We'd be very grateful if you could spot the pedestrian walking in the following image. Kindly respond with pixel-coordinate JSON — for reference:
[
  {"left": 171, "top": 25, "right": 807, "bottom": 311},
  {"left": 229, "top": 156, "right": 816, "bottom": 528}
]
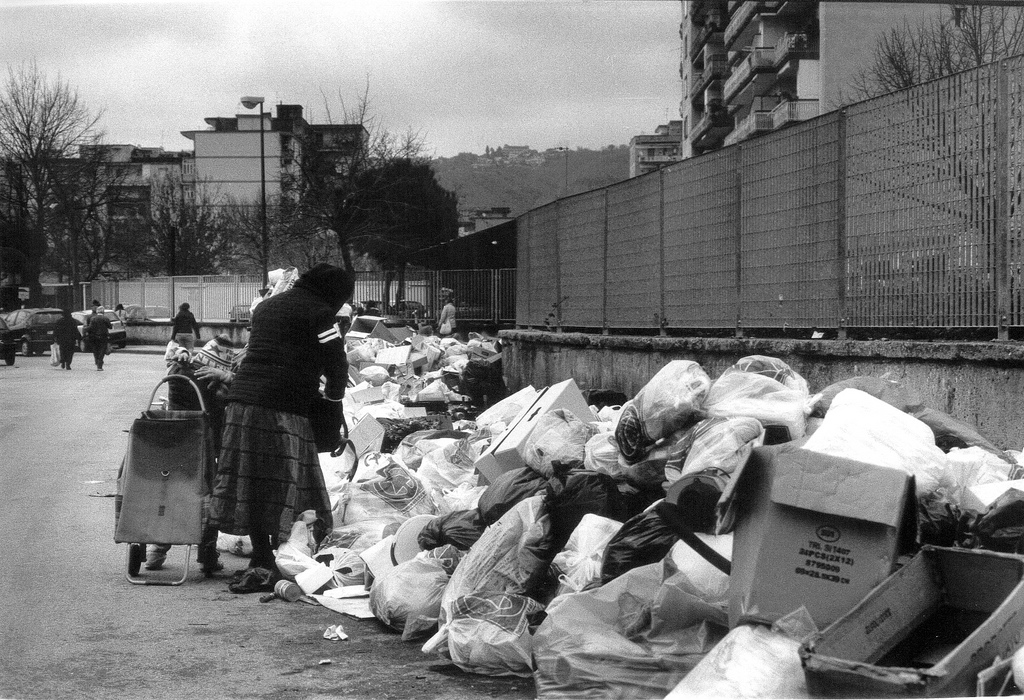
[
  {"left": 53, "top": 309, "right": 79, "bottom": 370},
  {"left": 209, "top": 263, "right": 354, "bottom": 593},
  {"left": 86, "top": 307, "right": 112, "bottom": 370},
  {"left": 170, "top": 302, "right": 201, "bottom": 351},
  {"left": 438, "top": 291, "right": 457, "bottom": 338}
]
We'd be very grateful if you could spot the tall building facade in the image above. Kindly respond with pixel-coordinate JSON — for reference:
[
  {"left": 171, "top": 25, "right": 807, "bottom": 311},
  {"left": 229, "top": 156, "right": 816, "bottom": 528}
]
[
  {"left": 181, "top": 103, "right": 368, "bottom": 205},
  {"left": 678, "top": 2, "right": 940, "bottom": 157}
]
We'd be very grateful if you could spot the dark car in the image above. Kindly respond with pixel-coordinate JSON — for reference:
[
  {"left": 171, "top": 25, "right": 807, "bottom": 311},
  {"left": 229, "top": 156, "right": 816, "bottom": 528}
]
[
  {"left": 71, "top": 310, "right": 128, "bottom": 351},
  {"left": 0, "top": 315, "right": 17, "bottom": 365},
  {"left": 3, "top": 308, "right": 65, "bottom": 356}
]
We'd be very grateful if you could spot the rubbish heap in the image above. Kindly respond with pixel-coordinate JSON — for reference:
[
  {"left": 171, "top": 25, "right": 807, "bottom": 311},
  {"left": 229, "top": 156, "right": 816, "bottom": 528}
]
[{"left": 264, "top": 353, "right": 1024, "bottom": 698}]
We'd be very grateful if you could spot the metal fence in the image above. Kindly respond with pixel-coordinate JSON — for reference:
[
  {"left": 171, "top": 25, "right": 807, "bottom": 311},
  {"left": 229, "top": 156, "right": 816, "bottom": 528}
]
[
  {"left": 518, "top": 56, "right": 1024, "bottom": 336},
  {"left": 87, "top": 269, "right": 516, "bottom": 324}
]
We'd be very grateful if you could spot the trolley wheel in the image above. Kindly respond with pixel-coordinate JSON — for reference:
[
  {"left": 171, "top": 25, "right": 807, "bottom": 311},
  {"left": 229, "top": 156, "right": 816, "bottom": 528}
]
[{"left": 128, "top": 543, "right": 144, "bottom": 577}]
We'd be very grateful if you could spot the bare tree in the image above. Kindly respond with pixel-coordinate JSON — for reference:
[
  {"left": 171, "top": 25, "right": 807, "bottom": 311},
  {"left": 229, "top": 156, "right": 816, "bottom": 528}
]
[
  {"left": 147, "top": 174, "right": 235, "bottom": 275},
  {"left": 292, "top": 81, "right": 427, "bottom": 273},
  {"left": 0, "top": 61, "right": 104, "bottom": 304},
  {"left": 850, "top": 5, "right": 1024, "bottom": 100}
]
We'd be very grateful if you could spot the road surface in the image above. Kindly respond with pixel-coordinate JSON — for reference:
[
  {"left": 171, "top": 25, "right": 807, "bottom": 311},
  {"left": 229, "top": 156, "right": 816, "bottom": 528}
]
[{"left": 0, "top": 349, "right": 535, "bottom": 700}]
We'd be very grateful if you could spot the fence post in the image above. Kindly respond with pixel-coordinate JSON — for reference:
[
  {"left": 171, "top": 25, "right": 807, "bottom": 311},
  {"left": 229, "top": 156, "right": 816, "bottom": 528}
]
[
  {"left": 554, "top": 199, "right": 563, "bottom": 332},
  {"left": 837, "top": 109, "right": 848, "bottom": 340},
  {"left": 996, "top": 60, "right": 1010, "bottom": 340},
  {"left": 735, "top": 149, "right": 744, "bottom": 339},
  {"left": 659, "top": 168, "right": 667, "bottom": 336},
  {"left": 602, "top": 189, "right": 610, "bottom": 335}
]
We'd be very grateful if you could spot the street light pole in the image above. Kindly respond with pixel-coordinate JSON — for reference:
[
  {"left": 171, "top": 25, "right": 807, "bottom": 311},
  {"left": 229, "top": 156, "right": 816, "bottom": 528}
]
[
  {"left": 556, "top": 146, "right": 568, "bottom": 193},
  {"left": 241, "top": 96, "right": 268, "bottom": 289}
]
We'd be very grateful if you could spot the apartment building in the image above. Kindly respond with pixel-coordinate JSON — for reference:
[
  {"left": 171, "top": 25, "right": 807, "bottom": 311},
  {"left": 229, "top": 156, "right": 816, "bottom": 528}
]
[
  {"left": 679, "top": 1, "right": 939, "bottom": 157},
  {"left": 180, "top": 103, "right": 368, "bottom": 205},
  {"left": 629, "top": 121, "right": 683, "bottom": 177}
]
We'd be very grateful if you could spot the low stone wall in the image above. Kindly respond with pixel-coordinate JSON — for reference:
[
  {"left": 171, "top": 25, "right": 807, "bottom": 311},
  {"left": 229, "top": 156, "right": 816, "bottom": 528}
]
[
  {"left": 126, "top": 322, "right": 249, "bottom": 348},
  {"left": 499, "top": 330, "right": 1024, "bottom": 451}
]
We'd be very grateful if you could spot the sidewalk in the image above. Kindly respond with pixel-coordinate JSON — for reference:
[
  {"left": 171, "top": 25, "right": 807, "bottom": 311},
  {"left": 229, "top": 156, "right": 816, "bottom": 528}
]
[{"left": 119, "top": 343, "right": 166, "bottom": 355}]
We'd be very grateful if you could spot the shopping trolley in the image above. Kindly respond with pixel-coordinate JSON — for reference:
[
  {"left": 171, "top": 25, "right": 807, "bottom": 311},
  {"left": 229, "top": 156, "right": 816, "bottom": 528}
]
[{"left": 114, "top": 374, "right": 215, "bottom": 585}]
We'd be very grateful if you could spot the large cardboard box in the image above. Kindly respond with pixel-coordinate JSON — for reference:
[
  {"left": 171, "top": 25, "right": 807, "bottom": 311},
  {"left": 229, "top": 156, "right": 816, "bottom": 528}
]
[
  {"left": 727, "top": 445, "right": 917, "bottom": 629},
  {"left": 346, "top": 316, "right": 397, "bottom": 344},
  {"left": 800, "top": 546, "right": 1024, "bottom": 698},
  {"left": 473, "top": 378, "right": 594, "bottom": 483}
]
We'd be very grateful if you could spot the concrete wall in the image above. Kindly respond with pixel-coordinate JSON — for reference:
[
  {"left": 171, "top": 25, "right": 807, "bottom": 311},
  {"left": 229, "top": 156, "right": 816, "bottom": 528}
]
[
  {"left": 500, "top": 330, "right": 1024, "bottom": 452},
  {"left": 126, "top": 322, "right": 249, "bottom": 349}
]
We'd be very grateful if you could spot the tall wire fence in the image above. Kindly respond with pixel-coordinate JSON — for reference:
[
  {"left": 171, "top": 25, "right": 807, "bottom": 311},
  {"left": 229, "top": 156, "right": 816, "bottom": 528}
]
[{"left": 518, "top": 56, "right": 1024, "bottom": 336}]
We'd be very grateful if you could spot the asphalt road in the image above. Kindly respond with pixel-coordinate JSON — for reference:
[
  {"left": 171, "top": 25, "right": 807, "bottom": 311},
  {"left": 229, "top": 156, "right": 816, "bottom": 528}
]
[{"left": 0, "top": 349, "right": 535, "bottom": 700}]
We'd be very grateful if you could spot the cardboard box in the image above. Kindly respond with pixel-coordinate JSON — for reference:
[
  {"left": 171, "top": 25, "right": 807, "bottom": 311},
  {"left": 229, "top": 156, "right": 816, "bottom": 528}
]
[
  {"left": 387, "top": 325, "right": 415, "bottom": 343},
  {"left": 473, "top": 378, "right": 594, "bottom": 484},
  {"left": 348, "top": 385, "right": 385, "bottom": 405},
  {"left": 375, "top": 345, "right": 412, "bottom": 367},
  {"left": 964, "top": 478, "right": 1024, "bottom": 513},
  {"left": 800, "top": 546, "right": 1024, "bottom": 698},
  {"left": 348, "top": 415, "right": 385, "bottom": 456},
  {"left": 346, "top": 316, "right": 397, "bottom": 344},
  {"left": 726, "top": 445, "right": 917, "bottom": 629}
]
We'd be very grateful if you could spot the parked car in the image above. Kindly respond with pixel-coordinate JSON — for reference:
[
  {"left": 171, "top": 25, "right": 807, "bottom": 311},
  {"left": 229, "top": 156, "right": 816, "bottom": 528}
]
[
  {"left": 3, "top": 308, "right": 65, "bottom": 356},
  {"left": 0, "top": 315, "right": 17, "bottom": 365},
  {"left": 71, "top": 310, "right": 128, "bottom": 351}
]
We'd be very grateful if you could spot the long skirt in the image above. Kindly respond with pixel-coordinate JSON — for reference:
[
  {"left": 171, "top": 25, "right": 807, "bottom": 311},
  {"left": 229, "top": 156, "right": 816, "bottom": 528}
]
[{"left": 209, "top": 402, "right": 332, "bottom": 545}]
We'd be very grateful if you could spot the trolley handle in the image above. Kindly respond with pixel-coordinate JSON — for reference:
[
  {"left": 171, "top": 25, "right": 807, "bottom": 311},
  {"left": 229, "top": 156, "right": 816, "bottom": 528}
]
[{"left": 148, "top": 373, "right": 209, "bottom": 415}]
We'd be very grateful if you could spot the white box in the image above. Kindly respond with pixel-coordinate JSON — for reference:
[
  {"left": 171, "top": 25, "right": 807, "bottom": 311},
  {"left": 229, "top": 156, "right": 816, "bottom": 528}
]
[
  {"left": 473, "top": 378, "right": 594, "bottom": 483},
  {"left": 964, "top": 479, "right": 1024, "bottom": 513}
]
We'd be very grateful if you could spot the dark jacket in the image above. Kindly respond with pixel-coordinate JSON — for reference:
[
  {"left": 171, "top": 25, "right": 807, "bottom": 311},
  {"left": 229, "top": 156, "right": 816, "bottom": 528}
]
[
  {"left": 53, "top": 315, "right": 79, "bottom": 345},
  {"left": 226, "top": 265, "right": 352, "bottom": 417},
  {"left": 171, "top": 309, "right": 200, "bottom": 338},
  {"left": 86, "top": 314, "right": 112, "bottom": 341}
]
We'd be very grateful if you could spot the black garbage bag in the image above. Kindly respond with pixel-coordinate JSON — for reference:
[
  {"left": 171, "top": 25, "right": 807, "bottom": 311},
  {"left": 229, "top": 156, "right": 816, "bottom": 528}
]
[
  {"left": 917, "top": 493, "right": 979, "bottom": 548},
  {"left": 973, "top": 490, "right": 1024, "bottom": 553},
  {"left": 582, "top": 389, "right": 630, "bottom": 410},
  {"left": 477, "top": 466, "right": 548, "bottom": 526},
  {"left": 417, "top": 509, "right": 487, "bottom": 551},
  {"left": 911, "top": 407, "right": 1017, "bottom": 466},
  {"left": 378, "top": 417, "right": 450, "bottom": 453},
  {"left": 546, "top": 470, "right": 624, "bottom": 552},
  {"left": 460, "top": 358, "right": 508, "bottom": 408},
  {"left": 600, "top": 508, "right": 679, "bottom": 584}
]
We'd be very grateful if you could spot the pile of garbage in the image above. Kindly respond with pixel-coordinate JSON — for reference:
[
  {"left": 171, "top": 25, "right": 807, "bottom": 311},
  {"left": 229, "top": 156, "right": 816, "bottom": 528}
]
[
  {"left": 342, "top": 314, "right": 506, "bottom": 414},
  {"left": 256, "top": 354, "right": 1024, "bottom": 698}
]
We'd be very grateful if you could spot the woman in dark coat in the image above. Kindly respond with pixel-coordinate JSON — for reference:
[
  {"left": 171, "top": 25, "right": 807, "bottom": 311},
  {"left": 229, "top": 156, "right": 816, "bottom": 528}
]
[
  {"left": 170, "top": 302, "right": 201, "bottom": 351},
  {"left": 53, "top": 309, "right": 79, "bottom": 370},
  {"left": 209, "top": 263, "right": 353, "bottom": 592}
]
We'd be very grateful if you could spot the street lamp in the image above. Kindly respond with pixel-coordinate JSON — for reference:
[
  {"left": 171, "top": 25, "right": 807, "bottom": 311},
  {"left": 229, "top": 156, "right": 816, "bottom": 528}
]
[
  {"left": 555, "top": 146, "right": 569, "bottom": 194},
  {"left": 241, "top": 95, "right": 269, "bottom": 289}
]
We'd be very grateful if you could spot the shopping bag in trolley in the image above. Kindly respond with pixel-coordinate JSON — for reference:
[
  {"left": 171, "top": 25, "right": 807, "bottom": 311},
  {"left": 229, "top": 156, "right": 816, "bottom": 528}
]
[{"left": 114, "top": 374, "right": 215, "bottom": 584}]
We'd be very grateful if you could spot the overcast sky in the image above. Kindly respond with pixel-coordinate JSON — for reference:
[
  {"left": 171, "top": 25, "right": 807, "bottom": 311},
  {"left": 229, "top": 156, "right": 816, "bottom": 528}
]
[{"left": 0, "top": 0, "right": 683, "bottom": 157}]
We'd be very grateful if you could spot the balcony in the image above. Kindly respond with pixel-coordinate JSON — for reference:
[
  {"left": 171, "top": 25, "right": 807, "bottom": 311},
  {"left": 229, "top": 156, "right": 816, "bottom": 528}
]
[
  {"left": 773, "top": 32, "right": 817, "bottom": 67},
  {"left": 723, "top": 110, "right": 774, "bottom": 146},
  {"left": 690, "top": 55, "right": 730, "bottom": 99},
  {"left": 692, "top": 25, "right": 726, "bottom": 61},
  {"left": 724, "top": 1, "right": 781, "bottom": 50},
  {"left": 770, "top": 99, "right": 819, "bottom": 129},
  {"left": 723, "top": 46, "right": 775, "bottom": 103},
  {"left": 691, "top": 105, "right": 734, "bottom": 151}
]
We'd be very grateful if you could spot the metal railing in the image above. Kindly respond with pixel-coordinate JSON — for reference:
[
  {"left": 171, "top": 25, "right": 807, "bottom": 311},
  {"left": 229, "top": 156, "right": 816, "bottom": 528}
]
[
  {"left": 517, "top": 56, "right": 1024, "bottom": 337},
  {"left": 86, "top": 269, "right": 516, "bottom": 325}
]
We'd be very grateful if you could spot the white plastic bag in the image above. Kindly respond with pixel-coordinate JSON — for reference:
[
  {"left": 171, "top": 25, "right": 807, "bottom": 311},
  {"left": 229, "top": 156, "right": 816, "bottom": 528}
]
[
  {"left": 523, "top": 408, "right": 597, "bottom": 478},
  {"left": 418, "top": 439, "right": 480, "bottom": 500},
  {"left": 615, "top": 360, "right": 711, "bottom": 464},
  {"left": 584, "top": 432, "right": 624, "bottom": 477},
  {"left": 551, "top": 513, "right": 623, "bottom": 596},
  {"left": 370, "top": 556, "right": 450, "bottom": 641},
  {"left": 446, "top": 593, "right": 544, "bottom": 677},
  {"left": 704, "top": 371, "right": 809, "bottom": 441},
  {"left": 358, "top": 365, "right": 390, "bottom": 387},
  {"left": 941, "top": 446, "right": 1012, "bottom": 509},
  {"left": 665, "top": 624, "right": 809, "bottom": 699},
  {"left": 474, "top": 386, "right": 539, "bottom": 434},
  {"left": 803, "top": 388, "right": 948, "bottom": 496}
]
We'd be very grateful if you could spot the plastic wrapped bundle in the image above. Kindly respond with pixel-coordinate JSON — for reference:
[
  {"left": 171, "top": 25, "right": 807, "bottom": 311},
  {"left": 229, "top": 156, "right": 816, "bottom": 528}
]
[
  {"left": 615, "top": 361, "right": 711, "bottom": 464},
  {"left": 704, "top": 371, "right": 809, "bottom": 442},
  {"left": 369, "top": 556, "right": 451, "bottom": 641}
]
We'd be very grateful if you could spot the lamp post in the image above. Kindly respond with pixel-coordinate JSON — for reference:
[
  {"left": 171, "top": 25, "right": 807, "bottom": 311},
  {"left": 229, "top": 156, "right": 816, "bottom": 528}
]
[
  {"left": 241, "top": 96, "right": 268, "bottom": 289},
  {"left": 555, "top": 146, "right": 569, "bottom": 194}
]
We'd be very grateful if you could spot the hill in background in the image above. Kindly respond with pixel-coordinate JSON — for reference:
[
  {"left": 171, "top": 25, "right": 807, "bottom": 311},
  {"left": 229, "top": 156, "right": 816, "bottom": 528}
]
[{"left": 431, "top": 145, "right": 630, "bottom": 216}]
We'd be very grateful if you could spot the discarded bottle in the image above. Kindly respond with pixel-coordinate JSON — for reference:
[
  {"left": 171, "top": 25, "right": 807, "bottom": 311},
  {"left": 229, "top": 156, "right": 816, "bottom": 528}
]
[{"left": 274, "top": 579, "right": 303, "bottom": 602}]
